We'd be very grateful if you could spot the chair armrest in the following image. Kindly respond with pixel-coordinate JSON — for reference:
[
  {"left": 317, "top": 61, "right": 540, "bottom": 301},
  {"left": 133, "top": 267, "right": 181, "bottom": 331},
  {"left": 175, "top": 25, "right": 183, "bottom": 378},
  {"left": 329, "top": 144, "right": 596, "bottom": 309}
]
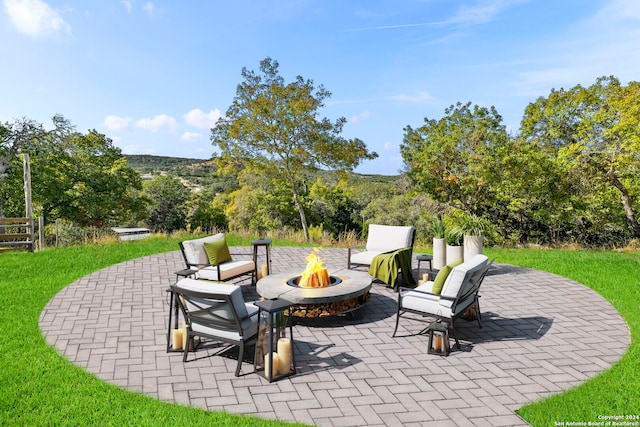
[{"left": 347, "top": 245, "right": 366, "bottom": 269}]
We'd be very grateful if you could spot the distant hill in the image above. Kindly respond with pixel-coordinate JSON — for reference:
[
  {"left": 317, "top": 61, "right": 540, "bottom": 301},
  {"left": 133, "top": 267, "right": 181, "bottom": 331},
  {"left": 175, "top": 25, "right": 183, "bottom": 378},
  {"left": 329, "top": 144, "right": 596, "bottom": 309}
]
[{"left": 123, "top": 154, "right": 399, "bottom": 189}]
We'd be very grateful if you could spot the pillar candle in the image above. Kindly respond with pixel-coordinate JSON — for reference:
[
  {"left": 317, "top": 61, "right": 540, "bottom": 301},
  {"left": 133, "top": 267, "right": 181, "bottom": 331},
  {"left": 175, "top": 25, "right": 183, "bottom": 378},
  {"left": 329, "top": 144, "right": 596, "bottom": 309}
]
[
  {"left": 264, "top": 352, "right": 279, "bottom": 379},
  {"left": 261, "top": 264, "right": 269, "bottom": 277},
  {"left": 423, "top": 273, "right": 429, "bottom": 282},
  {"left": 277, "top": 338, "right": 292, "bottom": 375},
  {"left": 435, "top": 335, "right": 443, "bottom": 353},
  {"left": 172, "top": 328, "right": 183, "bottom": 350}
]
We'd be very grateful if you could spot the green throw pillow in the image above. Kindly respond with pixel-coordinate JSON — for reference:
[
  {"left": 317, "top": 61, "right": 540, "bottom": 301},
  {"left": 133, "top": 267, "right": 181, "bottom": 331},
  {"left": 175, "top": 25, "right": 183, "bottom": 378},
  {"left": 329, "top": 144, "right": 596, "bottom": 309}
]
[
  {"left": 431, "top": 259, "right": 462, "bottom": 294},
  {"left": 203, "top": 239, "right": 232, "bottom": 265},
  {"left": 431, "top": 265, "right": 451, "bottom": 295}
]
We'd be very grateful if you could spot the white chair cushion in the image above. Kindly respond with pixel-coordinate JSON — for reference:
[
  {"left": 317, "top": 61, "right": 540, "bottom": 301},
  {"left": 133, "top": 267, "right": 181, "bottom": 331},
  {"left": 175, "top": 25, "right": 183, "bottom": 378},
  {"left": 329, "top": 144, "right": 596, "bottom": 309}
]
[
  {"left": 174, "top": 278, "right": 249, "bottom": 318},
  {"left": 402, "top": 284, "right": 453, "bottom": 318},
  {"left": 401, "top": 281, "right": 475, "bottom": 317},
  {"left": 365, "top": 224, "right": 414, "bottom": 253},
  {"left": 440, "top": 254, "right": 488, "bottom": 299},
  {"left": 349, "top": 250, "right": 381, "bottom": 266},
  {"left": 195, "top": 260, "right": 255, "bottom": 281},
  {"left": 181, "top": 233, "right": 225, "bottom": 267}
]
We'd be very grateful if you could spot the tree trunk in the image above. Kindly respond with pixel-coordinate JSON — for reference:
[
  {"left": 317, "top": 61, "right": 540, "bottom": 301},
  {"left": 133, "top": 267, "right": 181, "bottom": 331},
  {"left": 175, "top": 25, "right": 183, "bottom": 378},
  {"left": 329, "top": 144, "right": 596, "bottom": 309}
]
[
  {"left": 611, "top": 176, "right": 640, "bottom": 238},
  {"left": 289, "top": 178, "right": 310, "bottom": 242}
]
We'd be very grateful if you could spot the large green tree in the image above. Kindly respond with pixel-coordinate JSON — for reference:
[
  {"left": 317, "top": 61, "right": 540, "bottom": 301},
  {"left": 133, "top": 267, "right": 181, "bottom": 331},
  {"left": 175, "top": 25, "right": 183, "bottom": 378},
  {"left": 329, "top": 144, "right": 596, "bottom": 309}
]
[
  {"left": 143, "top": 175, "right": 190, "bottom": 233},
  {"left": 400, "top": 102, "right": 509, "bottom": 215},
  {"left": 521, "top": 76, "right": 640, "bottom": 239},
  {"left": 211, "top": 57, "right": 378, "bottom": 241},
  {"left": 0, "top": 115, "right": 72, "bottom": 218}
]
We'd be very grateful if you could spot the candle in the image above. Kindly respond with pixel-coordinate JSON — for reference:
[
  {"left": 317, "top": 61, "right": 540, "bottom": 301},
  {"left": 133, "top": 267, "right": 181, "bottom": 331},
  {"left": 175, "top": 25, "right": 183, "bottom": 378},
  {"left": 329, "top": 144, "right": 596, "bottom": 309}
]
[
  {"left": 435, "top": 335, "right": 443, "bottom": 353},
  {"left": 172, "top": 328, "right": 183, "bottom": 350},
  {"left": 423, "top": 273, "right": 429, "bottom": 282},
  {"left": 264, "top": 352, "right": 279, "bottom": 379},
  {"left": 277, "top": 338, "right": 292, "bottom": 375},
  {"left": 261, "top": 264, "right": 269, "bottom": 277}
]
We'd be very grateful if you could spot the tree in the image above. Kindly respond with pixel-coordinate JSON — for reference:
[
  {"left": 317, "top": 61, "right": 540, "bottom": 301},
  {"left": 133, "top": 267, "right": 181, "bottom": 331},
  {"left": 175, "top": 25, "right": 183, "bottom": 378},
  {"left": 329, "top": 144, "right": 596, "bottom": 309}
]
[
  {"left": 143, "top": 176, "right": 190, "bottom": 232},
  {"left": 520, "top": 76, "right": 640, "bottom": 239},
  {"left": 400, "top": 102, "right": 509, "bottom": 216},
  {"left": 30, "top": 130, "right": 145, "bottom": 227},
  {"left": 0, "top": 115, "right": 73, "bottom": 217},
  {"left": 211, "top": 57, "right": 378, "bottom": 241}
]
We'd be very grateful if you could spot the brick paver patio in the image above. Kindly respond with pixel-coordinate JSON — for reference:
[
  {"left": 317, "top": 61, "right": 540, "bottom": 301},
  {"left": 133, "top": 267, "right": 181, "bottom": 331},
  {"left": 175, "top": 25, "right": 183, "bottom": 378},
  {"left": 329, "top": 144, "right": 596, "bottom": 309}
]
[{"left": 39, "top": 247, "right": 629, "bottom": 426}]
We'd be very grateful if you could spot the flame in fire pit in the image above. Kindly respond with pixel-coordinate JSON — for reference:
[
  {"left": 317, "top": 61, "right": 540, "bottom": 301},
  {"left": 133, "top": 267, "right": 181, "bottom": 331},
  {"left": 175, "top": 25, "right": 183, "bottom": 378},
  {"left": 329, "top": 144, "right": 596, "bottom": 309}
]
[{"left": 298, "top": 248, "right": 330, "bottom": 288}]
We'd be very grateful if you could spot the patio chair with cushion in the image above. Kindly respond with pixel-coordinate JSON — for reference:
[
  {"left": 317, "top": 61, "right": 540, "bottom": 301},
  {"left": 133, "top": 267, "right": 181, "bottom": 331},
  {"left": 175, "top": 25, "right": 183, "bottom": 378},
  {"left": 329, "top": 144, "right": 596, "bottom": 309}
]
[
  {"left": 348, "top": 224, "right": 417, "bottom": 288},
  {"left": 179, "top": 233, "right": 256, "bottom": 284},
  {"left": 393, "top": 254, "right": 493, "bottom": 348},
  {"left": 171, "top": 278, "right": 259, "bottom": 376}
]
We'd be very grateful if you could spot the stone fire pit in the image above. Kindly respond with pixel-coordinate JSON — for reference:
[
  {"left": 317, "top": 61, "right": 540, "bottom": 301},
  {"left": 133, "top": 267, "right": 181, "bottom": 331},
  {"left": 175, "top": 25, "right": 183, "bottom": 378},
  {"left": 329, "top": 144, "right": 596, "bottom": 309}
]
[{"left": 256, "top": 269, "right": 372, "bottom": 318}]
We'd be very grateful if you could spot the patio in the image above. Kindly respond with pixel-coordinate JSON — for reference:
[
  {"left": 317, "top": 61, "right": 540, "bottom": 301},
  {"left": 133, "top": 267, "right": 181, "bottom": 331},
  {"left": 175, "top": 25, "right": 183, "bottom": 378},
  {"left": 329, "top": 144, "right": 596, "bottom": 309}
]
[{"left": 39, "top": 246, "right": 629, "bottom": 426}]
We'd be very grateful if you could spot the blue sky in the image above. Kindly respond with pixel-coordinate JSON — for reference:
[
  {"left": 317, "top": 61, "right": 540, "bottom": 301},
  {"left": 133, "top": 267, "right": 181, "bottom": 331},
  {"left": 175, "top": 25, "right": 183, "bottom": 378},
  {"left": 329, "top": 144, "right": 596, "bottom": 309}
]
[{"left": 1, "top": 0, "right": 639, "bottom": 175}]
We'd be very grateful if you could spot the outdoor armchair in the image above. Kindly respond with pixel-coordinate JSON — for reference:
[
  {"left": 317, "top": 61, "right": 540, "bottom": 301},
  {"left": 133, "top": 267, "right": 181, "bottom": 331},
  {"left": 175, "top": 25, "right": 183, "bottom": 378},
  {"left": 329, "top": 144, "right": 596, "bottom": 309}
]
[
  {"left": 179, "top": 233, "right": 256, "bottom": 284},
  {"left": 171, "top": 278, "right": 259, "bottom": 376},
  {"left": 348, "top": 224, "right": 416, "bottom": 287},
  {"left": 393, "top": 254, "right": 493, "bottom": 348}
]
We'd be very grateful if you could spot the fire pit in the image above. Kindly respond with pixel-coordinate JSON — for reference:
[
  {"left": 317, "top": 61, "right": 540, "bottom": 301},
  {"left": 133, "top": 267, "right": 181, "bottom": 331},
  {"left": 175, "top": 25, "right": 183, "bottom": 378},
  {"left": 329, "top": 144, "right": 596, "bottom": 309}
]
[
  {"left": 287, "top": 275, "right": 342, "bottom": 288},
  {"left": 256, "top": 249, "right": 372, "bottom": 318}
]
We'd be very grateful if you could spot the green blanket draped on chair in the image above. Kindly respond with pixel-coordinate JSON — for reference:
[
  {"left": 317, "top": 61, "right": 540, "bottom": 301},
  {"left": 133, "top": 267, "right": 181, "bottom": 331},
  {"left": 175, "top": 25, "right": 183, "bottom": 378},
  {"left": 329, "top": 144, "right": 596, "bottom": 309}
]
[{"left": 368, "top": 248, "right": 416, "bottom": 288}]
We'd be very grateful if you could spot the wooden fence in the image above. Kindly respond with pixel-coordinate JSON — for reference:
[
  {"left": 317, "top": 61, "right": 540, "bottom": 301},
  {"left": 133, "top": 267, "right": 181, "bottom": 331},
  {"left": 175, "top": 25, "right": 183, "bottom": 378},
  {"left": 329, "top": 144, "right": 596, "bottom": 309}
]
[{"left": 0, "top": 217, "right": 34, "bottom": 252}]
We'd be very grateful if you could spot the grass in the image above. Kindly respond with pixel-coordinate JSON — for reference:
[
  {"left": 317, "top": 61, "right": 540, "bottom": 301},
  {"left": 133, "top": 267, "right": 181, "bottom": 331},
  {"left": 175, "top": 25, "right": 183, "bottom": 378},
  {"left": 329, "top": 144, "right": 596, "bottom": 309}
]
[
  {"left": 0, "top": 237, "right": 638, "bottom": 426},
  {"left": 484, "top": 248, "right": 640, "bottom": 425}
]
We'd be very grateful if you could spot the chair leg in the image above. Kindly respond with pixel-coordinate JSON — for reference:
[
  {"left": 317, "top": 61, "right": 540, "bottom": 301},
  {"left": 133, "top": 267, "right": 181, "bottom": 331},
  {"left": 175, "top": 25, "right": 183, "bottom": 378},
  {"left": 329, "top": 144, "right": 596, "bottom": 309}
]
[
  {"left": 235, "top": 343, "right": 244, "bottom": 377},
  {"left": 182, "top": 332, "right": 190, "bottom": 362},
  {"left": 392, "top": 309, "right": 403, "bottom": 337}
]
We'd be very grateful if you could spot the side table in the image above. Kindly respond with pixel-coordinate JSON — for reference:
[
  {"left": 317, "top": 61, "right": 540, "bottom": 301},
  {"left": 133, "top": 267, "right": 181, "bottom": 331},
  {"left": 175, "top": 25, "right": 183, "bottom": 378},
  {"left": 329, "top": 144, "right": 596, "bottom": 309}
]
[
  {"left": 252, "top": 238, "right": 272, "bottom": 277},
  {"left": 416, "top": 253, "right": 433, "bottom": 275}
]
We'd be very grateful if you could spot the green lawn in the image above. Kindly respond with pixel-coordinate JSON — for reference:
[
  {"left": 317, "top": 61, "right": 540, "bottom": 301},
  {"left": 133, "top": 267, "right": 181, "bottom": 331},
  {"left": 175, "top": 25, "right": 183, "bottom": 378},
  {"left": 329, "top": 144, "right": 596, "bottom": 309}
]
[{"left": 0, "top": 238, "right": 637, "bottom": 426}]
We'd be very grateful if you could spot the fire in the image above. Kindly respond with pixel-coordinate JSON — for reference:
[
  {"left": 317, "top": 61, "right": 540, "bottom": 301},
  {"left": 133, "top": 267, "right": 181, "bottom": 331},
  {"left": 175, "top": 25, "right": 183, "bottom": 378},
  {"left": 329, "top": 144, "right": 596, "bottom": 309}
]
[{"left": 298, "top": 248, "right": 330, "bottom": 288}]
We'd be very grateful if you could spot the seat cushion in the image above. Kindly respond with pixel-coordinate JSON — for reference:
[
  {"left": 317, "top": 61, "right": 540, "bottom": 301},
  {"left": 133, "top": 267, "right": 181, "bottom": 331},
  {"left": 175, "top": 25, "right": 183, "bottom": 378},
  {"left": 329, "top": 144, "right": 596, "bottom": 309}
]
[
  {"left": 181, "top": 233, "right": 225, "bottom": 267},
  {"left": 350, "top": 250, "right": 381, "bottom": 266},
  {"left": 203, "top": 238, "right": 232, "bottom": 265},
  {"left": 401, "top": 286, "right": 453, "bottom": 318},
  {"left": 196, "top": 260, "right": 255, "bottom": 281}
]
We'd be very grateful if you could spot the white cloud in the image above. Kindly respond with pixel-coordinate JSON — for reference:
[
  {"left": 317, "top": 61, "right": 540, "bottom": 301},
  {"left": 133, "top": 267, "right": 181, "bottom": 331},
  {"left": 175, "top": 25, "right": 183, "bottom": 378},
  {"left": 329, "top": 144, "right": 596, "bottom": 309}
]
[
  {"left": 3, "top": 0, "right": 71, "bottom": 38},
  {"left": 183, "top": 108, "right": 222, "bottom": 129},
  {"left": 103, "top": 115, "right": 132, "bottom": 131},
  {"left": 143, "top": 1, "right": 157, "bottom": 15},
  {"left": 349, "top": 110, "right": 371, "bottom": 124},
  {"left": 135, "top": 114, "right": 177, "bottom": 132},
  {"left": 121, "top": 0, "right": 132, "bottom": 13},
  {"left": 383, "top": 141, "right": 398, "bottom": 151},
  {"left": 181, "top": 131, "right": 202, "bottom": 142},
  {"left": 390, "top": 91, "right": 433, "bottom": 103}
]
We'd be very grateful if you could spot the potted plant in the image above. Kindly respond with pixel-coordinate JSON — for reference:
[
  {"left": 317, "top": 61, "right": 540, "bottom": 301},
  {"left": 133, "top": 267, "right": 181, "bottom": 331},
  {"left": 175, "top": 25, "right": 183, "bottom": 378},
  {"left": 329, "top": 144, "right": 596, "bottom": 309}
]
[
  {"left": 445, "top": 227, "right": 463, "bottom": 265},
  {"left": 431, "top": 219, "right": 446, "bottom": 270},
  {"left": 458, "top": 213, "right": 490, "bottom": 261}
]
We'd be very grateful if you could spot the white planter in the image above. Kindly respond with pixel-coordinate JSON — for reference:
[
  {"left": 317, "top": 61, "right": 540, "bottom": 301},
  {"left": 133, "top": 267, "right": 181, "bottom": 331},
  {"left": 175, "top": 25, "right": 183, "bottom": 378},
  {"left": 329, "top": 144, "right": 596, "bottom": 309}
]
[
  {"left": 446, "top": 244, "right": 463, "bottom": 265},
  {"left": 432, "top": 238, "right": 446, "bottom": 270},
  {"left": 463, "top": 235, "right": 484, "bottom": 261}
]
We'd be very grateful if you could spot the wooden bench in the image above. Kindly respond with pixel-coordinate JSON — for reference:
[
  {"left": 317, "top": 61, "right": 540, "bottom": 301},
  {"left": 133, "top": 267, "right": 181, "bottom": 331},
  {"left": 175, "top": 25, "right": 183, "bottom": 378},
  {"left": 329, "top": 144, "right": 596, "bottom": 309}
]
[{"left": 0, "top": 217, "right": 34, "bottom": 251}]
